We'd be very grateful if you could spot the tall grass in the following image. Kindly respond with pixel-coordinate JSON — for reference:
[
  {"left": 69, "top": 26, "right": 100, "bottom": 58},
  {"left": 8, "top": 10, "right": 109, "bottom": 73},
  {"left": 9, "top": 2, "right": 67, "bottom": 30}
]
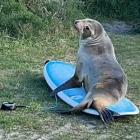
[
  {"left": 83, "top": 0, "right": 140, "bottom": 20},
  {"left": 0, "top": 0, "right": 45, "bottom": 37},
  {"left": 0, "top": 0, "right": 139, "bottom": 37},
  {"left": 0, "top": 0, "right": 84, "bottom": 37}
]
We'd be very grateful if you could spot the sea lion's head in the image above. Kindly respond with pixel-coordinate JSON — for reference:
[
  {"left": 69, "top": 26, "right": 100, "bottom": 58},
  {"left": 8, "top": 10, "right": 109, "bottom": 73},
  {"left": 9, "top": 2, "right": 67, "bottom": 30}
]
[{"left": 74, "top": 18, "right": 104, "bottom": 40}]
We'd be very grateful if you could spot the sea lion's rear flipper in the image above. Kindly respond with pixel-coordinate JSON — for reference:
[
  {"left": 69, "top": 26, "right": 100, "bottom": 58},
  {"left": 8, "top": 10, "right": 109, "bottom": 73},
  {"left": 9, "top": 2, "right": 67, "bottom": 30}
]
[
  {"left": 98, "top": 108, "right": 114, "bottom": 125},
  {"left": 52, "top": 75, "right": 82, "bottom": 96}
]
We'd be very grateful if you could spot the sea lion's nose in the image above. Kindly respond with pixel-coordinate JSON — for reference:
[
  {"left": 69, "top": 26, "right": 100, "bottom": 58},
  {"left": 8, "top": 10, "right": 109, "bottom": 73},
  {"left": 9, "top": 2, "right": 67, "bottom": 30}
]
[{"left": 74, "top": 20, "right": 79, "bottom": 25}]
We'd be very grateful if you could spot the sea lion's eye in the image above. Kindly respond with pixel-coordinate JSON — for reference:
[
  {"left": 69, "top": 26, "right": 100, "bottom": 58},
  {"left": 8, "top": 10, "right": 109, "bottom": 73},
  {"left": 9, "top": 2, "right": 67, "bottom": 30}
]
[{"left": 85, "top": 26, "right": 90, "bottom": 30}]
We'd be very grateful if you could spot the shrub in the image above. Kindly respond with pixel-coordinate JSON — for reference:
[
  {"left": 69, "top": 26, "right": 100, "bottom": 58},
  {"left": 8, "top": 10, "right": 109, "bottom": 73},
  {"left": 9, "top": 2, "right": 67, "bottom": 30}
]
[
  {"left": 0, "top": 0, "right": 45, "bottom": 37},
  {"left": 83, "top": 0, "right": 140, "bottom": 21},
  {"left": 25, "top": 0, "right": 85, "bottom": 25},
  {"left": 0, "top": 0, "right": 85, "bottom": 37}
]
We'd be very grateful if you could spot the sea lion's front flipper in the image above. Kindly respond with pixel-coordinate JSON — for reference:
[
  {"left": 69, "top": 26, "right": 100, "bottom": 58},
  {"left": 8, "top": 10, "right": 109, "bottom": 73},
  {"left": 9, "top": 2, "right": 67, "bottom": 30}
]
[{"left": 51, "top": 75, "right": 82, "bottom": 96}]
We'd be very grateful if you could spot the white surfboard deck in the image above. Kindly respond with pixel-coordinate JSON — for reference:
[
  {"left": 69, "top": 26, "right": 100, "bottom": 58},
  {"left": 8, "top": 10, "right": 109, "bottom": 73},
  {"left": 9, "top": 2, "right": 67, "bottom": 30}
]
[{"left": 43, "top": 61, "right": 139, "bottom": 116}]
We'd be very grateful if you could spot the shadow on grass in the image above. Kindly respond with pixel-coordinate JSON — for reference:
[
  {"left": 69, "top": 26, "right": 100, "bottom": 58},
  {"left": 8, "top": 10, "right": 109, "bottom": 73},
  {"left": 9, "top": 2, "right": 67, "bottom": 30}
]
[{"left": 14, "top": 70, "right": 134, "bottom": 128}]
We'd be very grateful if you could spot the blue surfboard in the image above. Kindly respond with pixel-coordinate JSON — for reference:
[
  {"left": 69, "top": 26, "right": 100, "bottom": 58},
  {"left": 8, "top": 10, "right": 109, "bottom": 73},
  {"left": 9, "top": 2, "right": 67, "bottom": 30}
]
[{"left": 44, "top": 61, "right": 139, "bottom": 116}]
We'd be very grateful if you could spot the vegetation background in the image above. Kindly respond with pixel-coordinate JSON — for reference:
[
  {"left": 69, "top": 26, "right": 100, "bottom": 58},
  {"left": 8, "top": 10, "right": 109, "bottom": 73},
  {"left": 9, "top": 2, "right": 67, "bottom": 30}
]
[
  {"left": 0, "top": 0, "right": 140, "bottom": 37},
  {"left": 0, "top": 0, "right": 140, "bottom": 139}
]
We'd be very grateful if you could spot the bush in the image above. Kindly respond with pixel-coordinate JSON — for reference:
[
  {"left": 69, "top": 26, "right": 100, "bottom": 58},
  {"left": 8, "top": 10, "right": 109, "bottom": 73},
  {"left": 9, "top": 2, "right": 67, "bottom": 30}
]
[
  {"left": 0, "top": 0, "right": 85, "bottom": 37},
  {"left": 0, "top": 0, "right": 139, "bottom": 37},
  {"left": 25, "top": 0, "right": 85, "bottom": 25},
  {"left": 83, "top": 0, "right": 140, "bottom": 21},
  {"left": 0, "top": 0, "right": 46, "bottom": 37}
]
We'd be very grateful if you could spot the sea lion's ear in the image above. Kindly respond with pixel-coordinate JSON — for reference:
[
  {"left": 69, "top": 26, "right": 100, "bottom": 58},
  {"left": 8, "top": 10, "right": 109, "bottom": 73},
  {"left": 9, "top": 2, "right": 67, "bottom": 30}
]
[{"left": 87, "top": 25, "right": 95, "bottom": 36}]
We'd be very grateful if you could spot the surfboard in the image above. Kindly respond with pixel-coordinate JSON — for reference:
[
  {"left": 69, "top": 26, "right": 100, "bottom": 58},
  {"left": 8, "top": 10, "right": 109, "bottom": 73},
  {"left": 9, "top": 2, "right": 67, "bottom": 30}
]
[{"left": 43, "top": 61, "right": 139, "bottom": 116}]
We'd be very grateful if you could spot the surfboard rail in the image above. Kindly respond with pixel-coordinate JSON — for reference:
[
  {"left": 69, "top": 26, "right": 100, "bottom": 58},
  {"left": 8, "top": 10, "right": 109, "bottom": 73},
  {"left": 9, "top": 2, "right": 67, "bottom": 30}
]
[{"left": 43, "top": 61, "right": 139, "bottom": 116}]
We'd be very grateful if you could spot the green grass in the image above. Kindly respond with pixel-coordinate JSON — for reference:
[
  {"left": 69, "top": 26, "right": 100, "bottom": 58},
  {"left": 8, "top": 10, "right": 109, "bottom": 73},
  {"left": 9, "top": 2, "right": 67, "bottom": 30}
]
[
  {"left": 83, "top": 0, "right": 140, "bottom": 21},
  {"left": 0, "top": 30, "right": 140, "bottom": 139}
]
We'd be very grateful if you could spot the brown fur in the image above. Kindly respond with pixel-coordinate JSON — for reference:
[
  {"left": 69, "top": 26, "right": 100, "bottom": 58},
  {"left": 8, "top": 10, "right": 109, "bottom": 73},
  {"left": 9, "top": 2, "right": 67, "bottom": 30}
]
[{"left": 52, "top": 19, "right": 128, "bottom": 124}]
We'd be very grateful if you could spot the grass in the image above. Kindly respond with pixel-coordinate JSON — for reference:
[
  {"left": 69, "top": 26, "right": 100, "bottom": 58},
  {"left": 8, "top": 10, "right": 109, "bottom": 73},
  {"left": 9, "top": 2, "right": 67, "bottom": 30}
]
[
  {"left": 83, "top": 0, "right": 140, "bottom": 21},
  {"left": 0, "top": 29, "right": 140, "bottom": 139}
]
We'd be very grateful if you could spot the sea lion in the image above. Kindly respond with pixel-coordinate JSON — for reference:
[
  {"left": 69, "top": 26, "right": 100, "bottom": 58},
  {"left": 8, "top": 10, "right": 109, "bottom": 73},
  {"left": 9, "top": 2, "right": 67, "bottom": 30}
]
[{"left": 52, "top": 19, "right": 128, "bottom": 124}]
